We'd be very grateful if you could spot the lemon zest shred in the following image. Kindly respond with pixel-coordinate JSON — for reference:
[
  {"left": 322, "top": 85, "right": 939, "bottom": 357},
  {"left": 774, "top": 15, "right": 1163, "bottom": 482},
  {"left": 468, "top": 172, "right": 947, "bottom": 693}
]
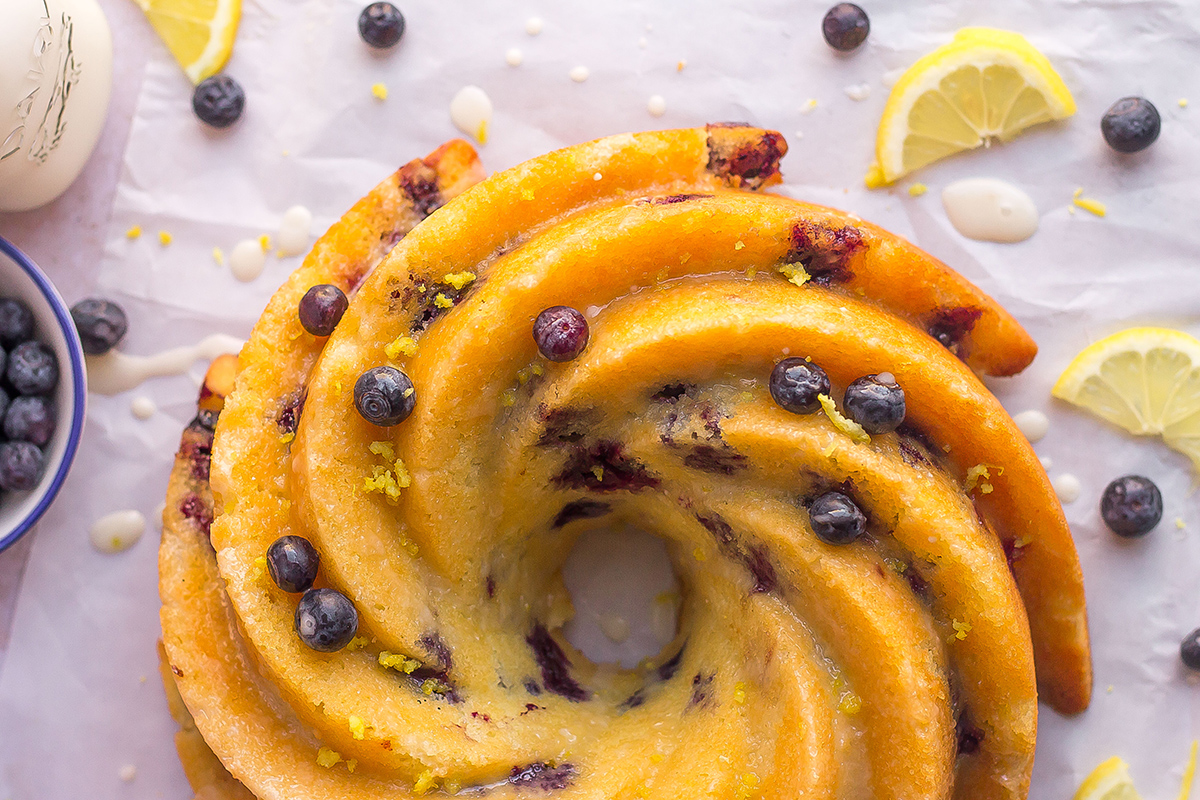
[
  {"left": 385, "top": 335, "right": 418, "bottom": 360},
  {"left": 346, "top": 636, "right": 369, "bottom": 651},
  {"left": 126, "top": 225, "right": 142, "bottom": 239},
  {"left": 650, "top": 753, "right": 665, "bottom": 765},
  {"left": 378, "top": 652, "right": 421, "bottom": 673},
  {"left": 838, "top": 693, "right": 862, "bottom": 715},
  {"left": 348, "top": 715, "right": 366, "bottom": 740},
  {"left": 434, "top": 293, "right": 453, "bottom": 309},
  {"left": 413, "top": 769, "right": 438, "bottom": 795},
  {"left": 952, "top": 619, "right": 973, "bottom": 640},
  {"left": 1073, "top": 196, "right": 1107, "bottom": 217},
  {"left": 212, "top": 246, "right": 225, "bottom": 266},
  {"left": 500, "top": 388, "right": 517, "bottom": 407},
  {"left": 521, "top": 188, "right": 535, "bottom": 201},
  {"left": 442, "top": 271, "right": 476, "bottom": 290},
  {"left": 908, "top": 182, "right": 928, "bottom": 197},
  {"left": 158, "top": 230, "right": 173, "bottom": 246},
  {"left": 733, "top": 681, "right": 747, "bottom": 705},
  {"left": 279, "top": 431, "right": 295, "bottom": 445},
  {"left": 346, "top": 759, "right": 358, "bottom": 773},
  {"left": 776, "top": 262, "right": 811, "bottom": 287},
  {"left": 818, "top": 394, "right": 870, "bottom": 444},
  {"left": 258, "top": 234, "right": 271, "bottom": 251},
  {"left": 316, "top": 747, "right": 342, "bottom": 768},
  {"left": 734, "top": 240, "right": 745, "bottom": 250},
  {"left": 1177, "top": 740, "right": 1199, "bottom": 800},
  {"left": 371, "top": 82, "right": 388, "bottom": 100}
]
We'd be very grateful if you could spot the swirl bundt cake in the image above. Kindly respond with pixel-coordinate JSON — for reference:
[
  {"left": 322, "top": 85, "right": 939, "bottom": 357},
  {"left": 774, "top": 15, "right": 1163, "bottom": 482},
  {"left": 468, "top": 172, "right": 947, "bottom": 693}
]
[{"left": 159, "top": 126, "right": 1091, "bottom": 800}]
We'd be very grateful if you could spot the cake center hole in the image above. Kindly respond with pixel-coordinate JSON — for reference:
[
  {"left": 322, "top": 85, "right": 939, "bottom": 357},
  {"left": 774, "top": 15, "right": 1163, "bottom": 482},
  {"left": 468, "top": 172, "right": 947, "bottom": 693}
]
[{"left": 561, "top": 523, "right": 680, "bottom": 668}]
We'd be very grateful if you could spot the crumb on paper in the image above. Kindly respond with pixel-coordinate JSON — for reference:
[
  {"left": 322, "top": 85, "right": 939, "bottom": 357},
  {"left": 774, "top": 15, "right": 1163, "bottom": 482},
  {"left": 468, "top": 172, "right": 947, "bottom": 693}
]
[
  {"left": 677, "top": 59, "right": 686, "bottom": 71},
  {"left": 372, "top": 82, "right": 389, "bottom": 101}
]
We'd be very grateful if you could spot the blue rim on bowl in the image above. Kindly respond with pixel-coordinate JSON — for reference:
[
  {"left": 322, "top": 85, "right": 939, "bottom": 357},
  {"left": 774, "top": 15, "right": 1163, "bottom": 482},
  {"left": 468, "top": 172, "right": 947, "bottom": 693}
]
[{"left": 0, "top": 236, "right": 88, "bottom": 553}]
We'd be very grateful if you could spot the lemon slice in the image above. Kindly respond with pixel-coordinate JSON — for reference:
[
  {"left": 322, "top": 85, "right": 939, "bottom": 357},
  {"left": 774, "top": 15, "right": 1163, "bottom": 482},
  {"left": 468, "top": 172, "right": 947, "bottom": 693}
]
[
  {"left": 133, "top": 0, "right": 241, "bottom": 84},
  {"left": 1074, "top": 756, "right": 1143, "bottom": 800},
  {"left": 1052, "top": 328, "right": 1200, "bottom": 472},
  {"left": 867, "top": 28, "right": 1075, "bottom": 186}
]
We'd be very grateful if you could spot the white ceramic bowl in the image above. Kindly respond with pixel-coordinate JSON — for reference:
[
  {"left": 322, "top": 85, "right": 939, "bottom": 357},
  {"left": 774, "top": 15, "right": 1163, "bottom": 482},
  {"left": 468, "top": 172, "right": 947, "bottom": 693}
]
[{"left": 0, "top": 236, "right": 86, "bottom": 551}]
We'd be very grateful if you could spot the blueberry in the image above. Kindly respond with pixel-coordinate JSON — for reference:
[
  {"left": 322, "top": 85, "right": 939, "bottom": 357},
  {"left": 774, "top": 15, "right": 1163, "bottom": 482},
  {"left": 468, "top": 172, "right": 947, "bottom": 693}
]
[
  {"left": 70, "top": 298, "right": 128, "bottom": 355},
  {"left": 769, "top": 357, "right": 830, "bottom": 414},
  {"left": 354, "top": 365, "right": 415, "bottom": 426},
  {"left": 4, "top": 395, "right": 55, "bottom": 447},
  {"left": 822, "top": 3, "right": 869, "bottom": 52},
  {"left": 533, "top": 306, "right": 589, "bottom": 362},
  {"left": 1101, "top": 97, "right": 1160, "bottom": 154},
  {"left": 295, "top": 588, "right": 358, "bottom": 652},
  {"left": 358, "top": 2, "right": 406, "bottom": 49},
  {"left": 192, "top": 75, "right": 246, "bottom": 129},
  {"left": 808, "top": 491, "right": 866, "bottom": 544},
  {"left": 0, "top": 441, "right": 43, "bottom": 492},
  {"left": 5, "top": 340, "right": 57, "bottom": 395},
  {"left": 0, "top": 386, "right": 9, "bottom": 422},
  {"left": 1100, "top": 475, "right": 1162, "bottom": 537},
  {"left": 267, "top": 536, "right": 320, "bottom": 593},
  {"left": 298, "top": 285, "right": 349, "bottom": 337},
  {"left": 0, "top": 298, "right": 34, "bottom": 347},
  {"left": 1182, "top": 628, "right": 1200, "bottom": 671},
  {"left": 843, "top": 373, "right": 905, "bottom": 434}
]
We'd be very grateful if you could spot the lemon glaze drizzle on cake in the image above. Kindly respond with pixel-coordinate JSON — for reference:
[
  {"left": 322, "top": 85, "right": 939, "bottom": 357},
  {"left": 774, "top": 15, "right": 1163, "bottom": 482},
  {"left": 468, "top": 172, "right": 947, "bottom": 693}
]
[{"left": 159, "top": 128, "right": 1090, "bottom": 800}]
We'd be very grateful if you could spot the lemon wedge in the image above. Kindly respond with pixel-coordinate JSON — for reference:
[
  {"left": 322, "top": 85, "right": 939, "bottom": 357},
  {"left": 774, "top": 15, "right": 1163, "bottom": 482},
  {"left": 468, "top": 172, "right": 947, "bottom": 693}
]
[
  {"left": 133, "top": 0, "right": 241, "bottom": 84},
  {"left": 1053, "top": 328, "right": 1200, "bottom": 472},
  {"left": 867, "top": 28, "right": 1075, "bottom": 186},
  {"left": 1074, "top": 757, "right": 1142, "bottom": 800}
]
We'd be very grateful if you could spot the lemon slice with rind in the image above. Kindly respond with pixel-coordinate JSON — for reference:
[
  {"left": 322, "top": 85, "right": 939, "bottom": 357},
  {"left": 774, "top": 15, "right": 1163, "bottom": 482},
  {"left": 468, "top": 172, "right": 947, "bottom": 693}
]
[
  {"left": 1053, "top": 327, "right": 1200, "bottom": 471},
  {"left": 1073, "top": 756, "right": 1142, "bottom": 800},
  {"left": 133, "top": 0, "right": 241, "bottom": 84},
  {"left": 868, "top": 28, "right": 1076, "bottom": 186}
]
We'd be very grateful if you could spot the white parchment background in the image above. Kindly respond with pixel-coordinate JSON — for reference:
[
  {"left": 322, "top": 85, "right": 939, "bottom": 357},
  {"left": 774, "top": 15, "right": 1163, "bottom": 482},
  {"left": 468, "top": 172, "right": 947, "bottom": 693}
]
[{"left": 1, "top": 0, "right": 1199, "bottom": 797}]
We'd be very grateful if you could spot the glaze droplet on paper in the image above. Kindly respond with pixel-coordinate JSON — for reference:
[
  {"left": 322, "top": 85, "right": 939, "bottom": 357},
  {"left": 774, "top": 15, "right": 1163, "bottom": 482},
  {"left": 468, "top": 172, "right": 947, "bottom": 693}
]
[
  {"left": 942, "top": 178, "right": 1039, "bottom": 243},
  {"left": 450, "top": 85, "right": 493, "bottom": 145},
  {"left": 647, "top": 94, "right": 667, "bottom": 117},
  {"left": 90, "top": 509, "right": 146, "bottom": 554},
  {"left": 569, "top": 65, "right": 590, "bottom": 83},
  {"left": 1052, "top": 473, "right": 1082, "bottom": 504},
  {"left": 505, "top": 47, "right": 523, "bottom": 67},
  {"left": 1012, "top": 409, "right": 1049, "bottom": 443},
  {"left": 130, "top": 396, "right": 156, "bottom": 420},
  {"left": 277, "top": 205, "right": 313, "bottom": 257},
  {"left": 85, "top": 334, "right": 245, "bottom": 395},
  {"left": 230, "top": 239, "right": 267, "bottom": 282}
]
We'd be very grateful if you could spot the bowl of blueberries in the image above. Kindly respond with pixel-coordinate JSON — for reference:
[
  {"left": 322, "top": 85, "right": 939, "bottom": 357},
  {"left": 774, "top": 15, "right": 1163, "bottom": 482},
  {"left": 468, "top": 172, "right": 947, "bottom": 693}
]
[{"left": 0, "top": 236, "right": 87, "bottom": 552}]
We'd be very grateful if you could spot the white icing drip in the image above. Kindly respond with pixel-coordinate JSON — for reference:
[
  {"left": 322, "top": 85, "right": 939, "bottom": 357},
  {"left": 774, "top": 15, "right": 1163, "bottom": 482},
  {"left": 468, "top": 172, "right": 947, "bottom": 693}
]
[
  {"left": 230, "top": 239, "right": 267, "bottom": 282},
  {"left": 1040, "top": 455, "right": 1054, "bottom": 470},
  {"left": 942, "top": 178, "right": 1039, "bottom": 243},
  {"left": 569, "top": 65, "right": 590, "bottom": 83},
  {"left": 130, "top": 396, "right": 156, "bottom": 420},
  {"left": 277, "top": 205, "right": 313, "bottom": 257},
  {"left": 90, "top": 510, "right": 146, "bottom": 554},
  {"left": 85, "top": 334, "right": 244, "bottom": 395},
  {"left": 524, "top": 16, "right": 543, "bottom": 35},
  {"left": 844, "top": 83, "right": 871, "bottom": 101},
  {"left": 505, "top": 47, "right": 523, "bottom": 66},
  {"left": 597, "top": 613, "right": 631, "bottom": 644},
  {"left": 1052, "top": 473, "right": 1082, "bottom": 503},
  {"left": 1013, "top": 409, "right": 1050, "bottom": 442},
  {"left": 450, "top": 85, "right": 493, "bottom": 144},
  {"left": 647, "top": 94, "right": 667, "bottom": 117}
]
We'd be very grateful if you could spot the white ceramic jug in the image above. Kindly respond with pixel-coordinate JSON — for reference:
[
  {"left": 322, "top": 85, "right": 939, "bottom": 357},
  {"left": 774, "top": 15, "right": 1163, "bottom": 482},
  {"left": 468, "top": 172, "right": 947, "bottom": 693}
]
[{"left": 0, "top": 0, "right": 113, "bottom": 212}]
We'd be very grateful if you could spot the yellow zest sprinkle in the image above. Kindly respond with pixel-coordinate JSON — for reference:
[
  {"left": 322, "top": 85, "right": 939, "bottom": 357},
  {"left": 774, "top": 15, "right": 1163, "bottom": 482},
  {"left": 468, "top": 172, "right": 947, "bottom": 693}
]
[
  {"left": 258, "top": 234, "right": 271, "bottom": 251},
  {"left": 736, "top": 771, "right": 762, "bottom": 799},
  {"left": 421, "top": 678, "right": 441, "bottom": 696},
  {"left": 500, "top": 388, "right": 517, "bottom": 407},
  {"left": 650, "top": 753, "right": 665, "bottom": 765},
  {"left": 677, "top": 59, "right": 686, "bottom": 71},
  {"left": 734, "top": 240, "right": 745, "bottom": 250},
  {"left": 521, "top": 189, "right": 535, "bottom": 202},
  {"left": 434, "top": 293, "right": 453, "bottom": 309},
  {"left": 1180, "top": 98, "right": 1190, "bottom": 108},
  {"left": 963, "top": 464, "right": 1003, "bottom": 493},
  {"left": 680, "top": 252, "right": 691, "bottom": 263},
  {"left": 1178, "top": 739, "right": 1198, "bottom": 800},
  {"left": 839, "top": 692, "right": 862, "bottom": 715},
  {"left": 818, "top": 394, "right": 870, "bottom": 444},
  {"left": 1073, "top": 187, "right": 1084, "bottom": 198},
  {"left": 212, "top": 246, "right": 224, "bottom": 266},
  {"left": 733, "top": 681, "right": 747, "bottom": 705},
  {"left": 404, "top": 539, "right": 419, "bottom": 556},
  {"left": 1107, "top": 684, "right": 1114, "bottom": 693},
  {"left": 1177, "top": 517, "right": 1187, "bottom": 529},
  {"left": 1014, "top": 535, "right": 1034, "bottom": 549},
  {"left": 280, "top": 432, "right": 295, "bottom": 445},
  {"left": 442, "top": 271, "right": 476, "bottom": 290},
  {"left": 1073, "top": 196, "right": 1106, "bottom": 217},
  {"left": 952, "top": 619, "right": 973, "bottom": 640},
  {"left": 369, "top": 441, "right": 395, "bottom": 460},
  {"left": 476, "top": 119, "right": 489, "bottom": 145},
  {"left": 444, "top": 779, "right": 461, "bottom": 794},
  {"left": 776, "top": 262, "right": 811, "bottom": 287},
  {"left": 636, "top": 786, "right": 650, "bottom": 799},
  {"left": 378, "top": 651, "right": 421, "bottom": 673},
  {"left": 371, "top": 82, "right": 388, "bottom": 100},
  {"left": 348, "top": 715, "right": 366, "bottom": 740},
  {"left": 252, "top": 556, "right": 268, "bottom": 581},
  {"left": 517, "top": 363, "right": 544, "bottom": 386},
  {"left": 746, "top": 266, "right": 757, "bottom": 279},
  {"left": 385, "top": 335, "right": 418, "bottom": 360},
  {"left": 347, "top": 759, "right": 358, "bottom": 773},
  {"left": 908, "top": 182, "right": 928, "bottom": 197},
  {"left": 590, "top": 465, "right": 605, "bottom": 482},
  {"left": 413, "top": 769, "right": 438, "bottom": 795},
  {"left": 316, "top": 747, "right": 342, "bottom": 768},
  {"left": 822, "top": 439, "right": 838, "bottom": 459},
  {"left": 125, "top": 225, "right": 142, "bottom": 239},
  {"left": 158, "top": 230, "right": 173, "bottom": 246},
  {"left": 655, "top": 266, "right": 670, "bottom": 283},
  {"left": 346, "top": 636, "right": 369, "bottom": 651},
  {"left": 403, "top": 387, "right": 414, "bottom": 398},
  {"left": 693, "top": 547, "right": 707, "bottom": 562}
]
